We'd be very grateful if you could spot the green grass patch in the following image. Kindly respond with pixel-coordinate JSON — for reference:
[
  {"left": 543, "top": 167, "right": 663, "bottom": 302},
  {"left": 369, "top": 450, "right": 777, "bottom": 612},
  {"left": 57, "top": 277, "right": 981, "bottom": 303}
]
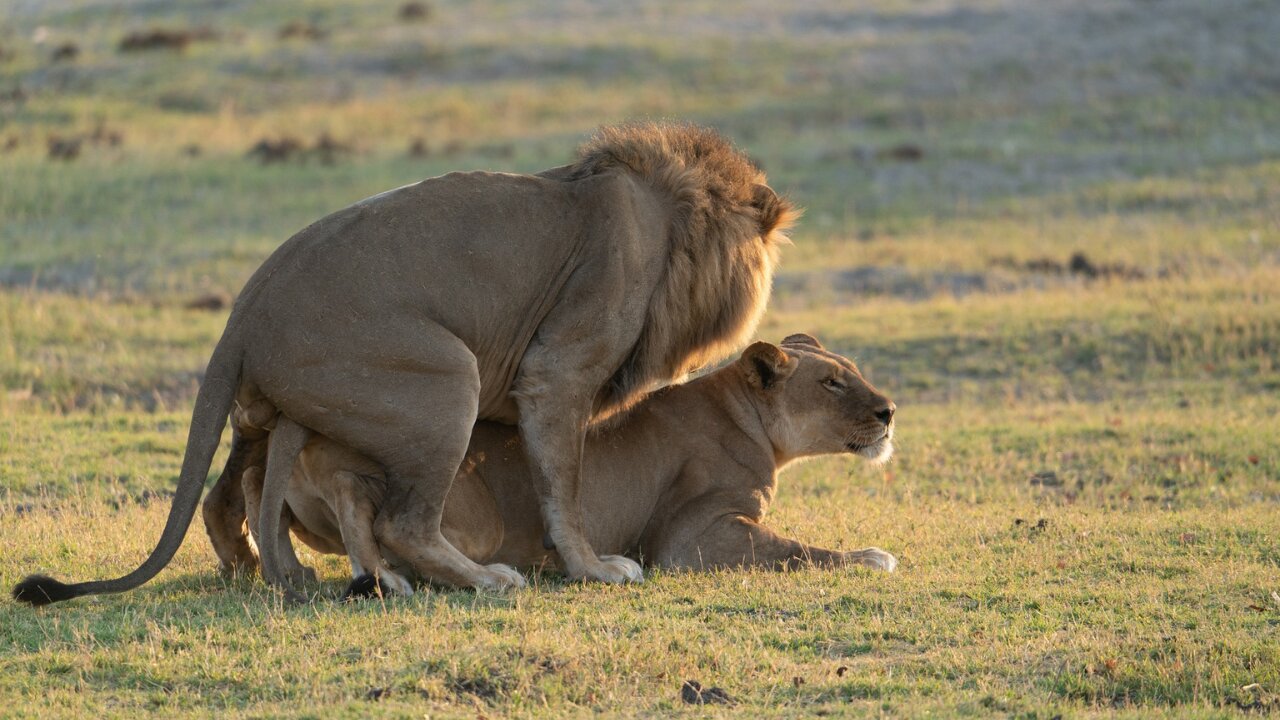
[{"left": 3, "top": 0, "right": 1279, "bottom": 715}]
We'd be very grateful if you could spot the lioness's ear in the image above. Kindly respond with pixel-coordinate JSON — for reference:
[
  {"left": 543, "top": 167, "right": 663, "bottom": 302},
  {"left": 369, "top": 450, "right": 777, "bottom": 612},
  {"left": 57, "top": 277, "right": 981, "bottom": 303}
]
[
  {"left": 741, "top": 341, "right": 798, "bottom": 390},
  {"left": 781, "top": 333, "right": 824, "bottom": 350},
  {"left": 752, "top": 184, "right": 798, "bottom": 237}
]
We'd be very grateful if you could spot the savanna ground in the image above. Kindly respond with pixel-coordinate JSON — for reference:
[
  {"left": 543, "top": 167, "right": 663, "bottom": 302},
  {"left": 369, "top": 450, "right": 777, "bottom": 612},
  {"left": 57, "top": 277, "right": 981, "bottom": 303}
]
[{"left": 1, "top": 0, "right": 1278, "bottom": 716}]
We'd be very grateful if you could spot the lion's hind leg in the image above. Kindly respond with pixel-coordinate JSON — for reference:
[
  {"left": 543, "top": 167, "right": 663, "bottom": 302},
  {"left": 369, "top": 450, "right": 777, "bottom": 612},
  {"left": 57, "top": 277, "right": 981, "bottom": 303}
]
[
  {"left": 261, "top": 319, "right": 524, "bottom": 592},
  {"left": 257, "top": 417, "right": 313, "bottom": 602},
  {"left": 243, "top": 464, "right": 318, "bottom": 588}
]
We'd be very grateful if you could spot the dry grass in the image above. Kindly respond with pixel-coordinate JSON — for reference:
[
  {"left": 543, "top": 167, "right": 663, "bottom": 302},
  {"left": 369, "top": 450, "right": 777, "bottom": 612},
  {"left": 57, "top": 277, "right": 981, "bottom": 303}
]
[{"left": 1, "top": 0, "right": 1278, "bottom": 716}]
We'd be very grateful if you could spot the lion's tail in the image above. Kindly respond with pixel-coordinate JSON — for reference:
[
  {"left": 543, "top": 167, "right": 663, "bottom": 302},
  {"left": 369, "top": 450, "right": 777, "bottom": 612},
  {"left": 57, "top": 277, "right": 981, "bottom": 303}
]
[{"left": 12, "top": 325, "right": 245, "bottom": 607}]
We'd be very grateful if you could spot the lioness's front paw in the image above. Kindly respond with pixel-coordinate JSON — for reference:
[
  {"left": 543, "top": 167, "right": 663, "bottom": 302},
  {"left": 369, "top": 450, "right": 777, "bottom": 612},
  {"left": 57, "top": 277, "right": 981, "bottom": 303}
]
[
  {"left": 847, "top": 547, "right": 897, "bottom": 573},
  {"left": 217, "top": 554, "right": 259, "bottom": 578},
  {"left": 590, "top": 555, "right": 644, "bottom": 584},
  {"left": 473, "top": 563, "right": 527, "bottom": 591}
]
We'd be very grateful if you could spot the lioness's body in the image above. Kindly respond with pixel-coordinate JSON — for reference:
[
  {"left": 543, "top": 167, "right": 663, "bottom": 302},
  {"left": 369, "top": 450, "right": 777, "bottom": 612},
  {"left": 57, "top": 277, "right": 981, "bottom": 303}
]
[
  {"left": 256, "top": 336, "right": 898, "bottom": 593},
  {"left": 15, "top": 123, "right": 795, "bottom": 606}
]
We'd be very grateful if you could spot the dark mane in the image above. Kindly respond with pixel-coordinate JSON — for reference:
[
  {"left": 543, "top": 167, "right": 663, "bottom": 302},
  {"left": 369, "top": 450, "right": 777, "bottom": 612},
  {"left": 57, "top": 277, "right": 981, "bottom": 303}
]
[{"left": 564, "top": 122, "right": 800, "bottom": 418}]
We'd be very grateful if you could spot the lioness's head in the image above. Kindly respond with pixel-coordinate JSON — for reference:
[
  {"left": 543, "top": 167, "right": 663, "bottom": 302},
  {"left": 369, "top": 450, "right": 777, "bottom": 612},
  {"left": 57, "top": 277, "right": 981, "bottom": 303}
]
[{"left": 737, "top": 334, "right": 895, "bottom": 465}]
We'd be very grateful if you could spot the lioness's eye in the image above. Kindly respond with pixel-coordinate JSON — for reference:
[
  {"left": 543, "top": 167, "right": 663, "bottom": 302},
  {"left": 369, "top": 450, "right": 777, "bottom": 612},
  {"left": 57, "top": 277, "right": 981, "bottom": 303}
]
[{"left": 822, "top": 378, "right": 846, "bottom": 392}]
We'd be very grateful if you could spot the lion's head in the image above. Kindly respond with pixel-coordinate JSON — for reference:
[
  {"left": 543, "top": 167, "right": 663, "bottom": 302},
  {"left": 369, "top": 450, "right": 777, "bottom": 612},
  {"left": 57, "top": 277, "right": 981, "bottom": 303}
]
[{"left": 736, "top": 334, "right": 896, "bottom": 465}]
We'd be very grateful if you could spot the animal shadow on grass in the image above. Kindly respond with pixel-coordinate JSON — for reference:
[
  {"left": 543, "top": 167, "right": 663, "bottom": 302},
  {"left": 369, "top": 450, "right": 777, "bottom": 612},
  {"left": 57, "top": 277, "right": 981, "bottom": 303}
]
[
  {"left": 5, "top": 569, "right": 539, "bottom": 648},
  {"left": 5, "top": 574, "right": 266, "bottom": 651}
]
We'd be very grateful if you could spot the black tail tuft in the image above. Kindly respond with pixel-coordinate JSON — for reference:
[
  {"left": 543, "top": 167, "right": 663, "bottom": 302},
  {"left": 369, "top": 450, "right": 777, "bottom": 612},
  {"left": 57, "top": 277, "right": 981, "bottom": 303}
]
[
  {"left": 13, "top": 574, "right": 78, "bottom": 607},
  {"left": 342, "top": 574, "right": 383, "bottom": 601}
]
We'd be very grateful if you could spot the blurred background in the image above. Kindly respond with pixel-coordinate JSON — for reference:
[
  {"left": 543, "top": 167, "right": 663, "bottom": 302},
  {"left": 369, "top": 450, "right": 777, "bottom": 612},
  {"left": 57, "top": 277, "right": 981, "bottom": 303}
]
[
  {"left": 3, "top": 5, "right": 1279, "bottom": 712},
  {"left": 1, "top": 0, "right": 1276, "bottom": 462},
  {"left": 4, "top": 0, "right": 1277, "bottom": 292}
]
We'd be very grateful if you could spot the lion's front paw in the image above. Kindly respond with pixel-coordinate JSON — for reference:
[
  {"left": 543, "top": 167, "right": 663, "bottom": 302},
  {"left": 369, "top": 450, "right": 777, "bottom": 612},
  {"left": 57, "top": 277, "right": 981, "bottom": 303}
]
[
  {"left": 587, "top": 555, "right": 645, "bottom": 584},
  {"left": 379, "top": 569, "right": 415, "bottom": 596},
  {"left": 473, "top": 563, "right": 527, "bottom": 591},
  {"left": 847, "top": 547, "right": 897, "bottom": 573}
]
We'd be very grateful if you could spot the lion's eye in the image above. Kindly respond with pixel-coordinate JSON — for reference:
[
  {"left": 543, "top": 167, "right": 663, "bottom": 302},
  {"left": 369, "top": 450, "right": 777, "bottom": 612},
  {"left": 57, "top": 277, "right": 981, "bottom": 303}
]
[{"left": 822, "top": 378, "right": 847, "bottom": 393}]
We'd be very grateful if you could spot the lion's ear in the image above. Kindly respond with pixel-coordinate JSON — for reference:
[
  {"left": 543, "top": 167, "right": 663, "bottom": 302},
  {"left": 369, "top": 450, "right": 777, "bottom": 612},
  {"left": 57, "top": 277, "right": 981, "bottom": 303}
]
[
  {"left": 781, "top": 333, "right": 823, "bottom": 350},
  {"left": 740, "top": 341, "right": 798, "bottom": 390},
  {"left": 751, "top": 184, "right": 798, "bottom": 237}
]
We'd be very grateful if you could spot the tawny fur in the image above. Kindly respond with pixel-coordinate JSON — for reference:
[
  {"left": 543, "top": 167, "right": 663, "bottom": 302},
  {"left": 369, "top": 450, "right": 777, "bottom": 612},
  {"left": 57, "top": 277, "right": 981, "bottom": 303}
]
[
  {"left": 243, "top": 336, "right": 898, "bottom": 589},
  {"left": 566, "top": 123, "right": 799, "bottom": 415},
  {"left": 15, "top": 121, "right": 798, "bottom": 605}
]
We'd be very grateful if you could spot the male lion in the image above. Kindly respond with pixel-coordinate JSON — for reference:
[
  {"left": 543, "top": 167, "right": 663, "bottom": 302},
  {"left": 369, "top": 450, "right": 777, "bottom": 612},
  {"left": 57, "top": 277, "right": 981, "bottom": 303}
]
[
  {"left": 14, "top": 122, "right": 797, "bottom": 606},
  {"left": 247, "top": 334, "right": 898, "bottom": 598}
]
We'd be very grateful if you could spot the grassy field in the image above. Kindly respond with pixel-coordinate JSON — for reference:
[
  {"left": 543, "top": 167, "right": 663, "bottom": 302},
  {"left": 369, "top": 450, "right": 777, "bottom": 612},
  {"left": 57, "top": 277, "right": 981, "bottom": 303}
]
[{"left": 2, "top": 0, "right": 1278, "bottom": 716}]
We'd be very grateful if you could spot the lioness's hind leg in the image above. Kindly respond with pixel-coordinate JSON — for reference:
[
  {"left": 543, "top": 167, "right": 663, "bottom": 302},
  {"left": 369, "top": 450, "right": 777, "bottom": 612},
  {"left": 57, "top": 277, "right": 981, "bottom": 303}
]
[
  {"left": 333, "top": 471, "right": 412, "bottom": 597},
  {"left": 202, "top": 466, "right": 255, "bottom": 576},
  {"left": 202, "top": 427, "right": 265, "bottom": 575}
]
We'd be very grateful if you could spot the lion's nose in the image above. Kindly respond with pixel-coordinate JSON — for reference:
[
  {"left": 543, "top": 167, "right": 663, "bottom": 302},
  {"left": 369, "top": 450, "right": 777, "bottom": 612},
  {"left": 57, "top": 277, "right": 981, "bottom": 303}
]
[{"left": 875, "top": 403, "right": 895, "bottom": 426}]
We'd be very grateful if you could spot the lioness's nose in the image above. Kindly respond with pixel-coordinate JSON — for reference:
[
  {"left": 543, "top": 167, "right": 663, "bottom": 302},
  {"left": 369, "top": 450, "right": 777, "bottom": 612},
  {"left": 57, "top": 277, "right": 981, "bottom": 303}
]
[{"left": 875, "top": 402, "right": 896, "bottom": 426}]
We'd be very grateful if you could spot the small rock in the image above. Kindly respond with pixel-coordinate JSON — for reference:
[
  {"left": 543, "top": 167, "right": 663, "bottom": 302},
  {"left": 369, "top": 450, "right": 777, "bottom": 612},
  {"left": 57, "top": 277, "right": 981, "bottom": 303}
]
[
  {"left": 50, "top": 42, "right": 79, "bottom": 62},
  {"left": 47, "top": 135, "right": 81, "bottom": 161},
  {"left": 1029, "top": 470, "right": 1063, "bottom": 487},
  {"left": 399, "top": 1, "right": 431, "bottom": 21},
  {"left": 247, "top": 136, "right": 304, "bottom": 164},
  {"left": 681, "top": 680, "right": 732, "bottom": 705},
  {"left": 877, "top": 143, "right": 924, "bottom": 162},
  {"left": 278, "top": 21, "right": 326, "bottom": 41},
  {"left": 310, "top": 132, "right": 352, "bottom": 165},
  {"left": 1069, "top": 252, "right": 1098, "bottom": 279},
  {"left": 119, "top": 28, "right": 214, "bottom": 53},
  {"left": 185, "top": 293, "right": 229, "bottom": 311}
]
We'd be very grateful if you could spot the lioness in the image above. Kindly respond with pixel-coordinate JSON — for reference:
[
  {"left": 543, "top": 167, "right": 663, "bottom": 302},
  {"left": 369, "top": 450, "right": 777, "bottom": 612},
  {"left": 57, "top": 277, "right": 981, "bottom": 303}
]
[
  {"left": 249, "top": 334, "right": 897, "bottom": 597},
  {"left": 14, "top": 123, "right": 797, "bottom": 606}
]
